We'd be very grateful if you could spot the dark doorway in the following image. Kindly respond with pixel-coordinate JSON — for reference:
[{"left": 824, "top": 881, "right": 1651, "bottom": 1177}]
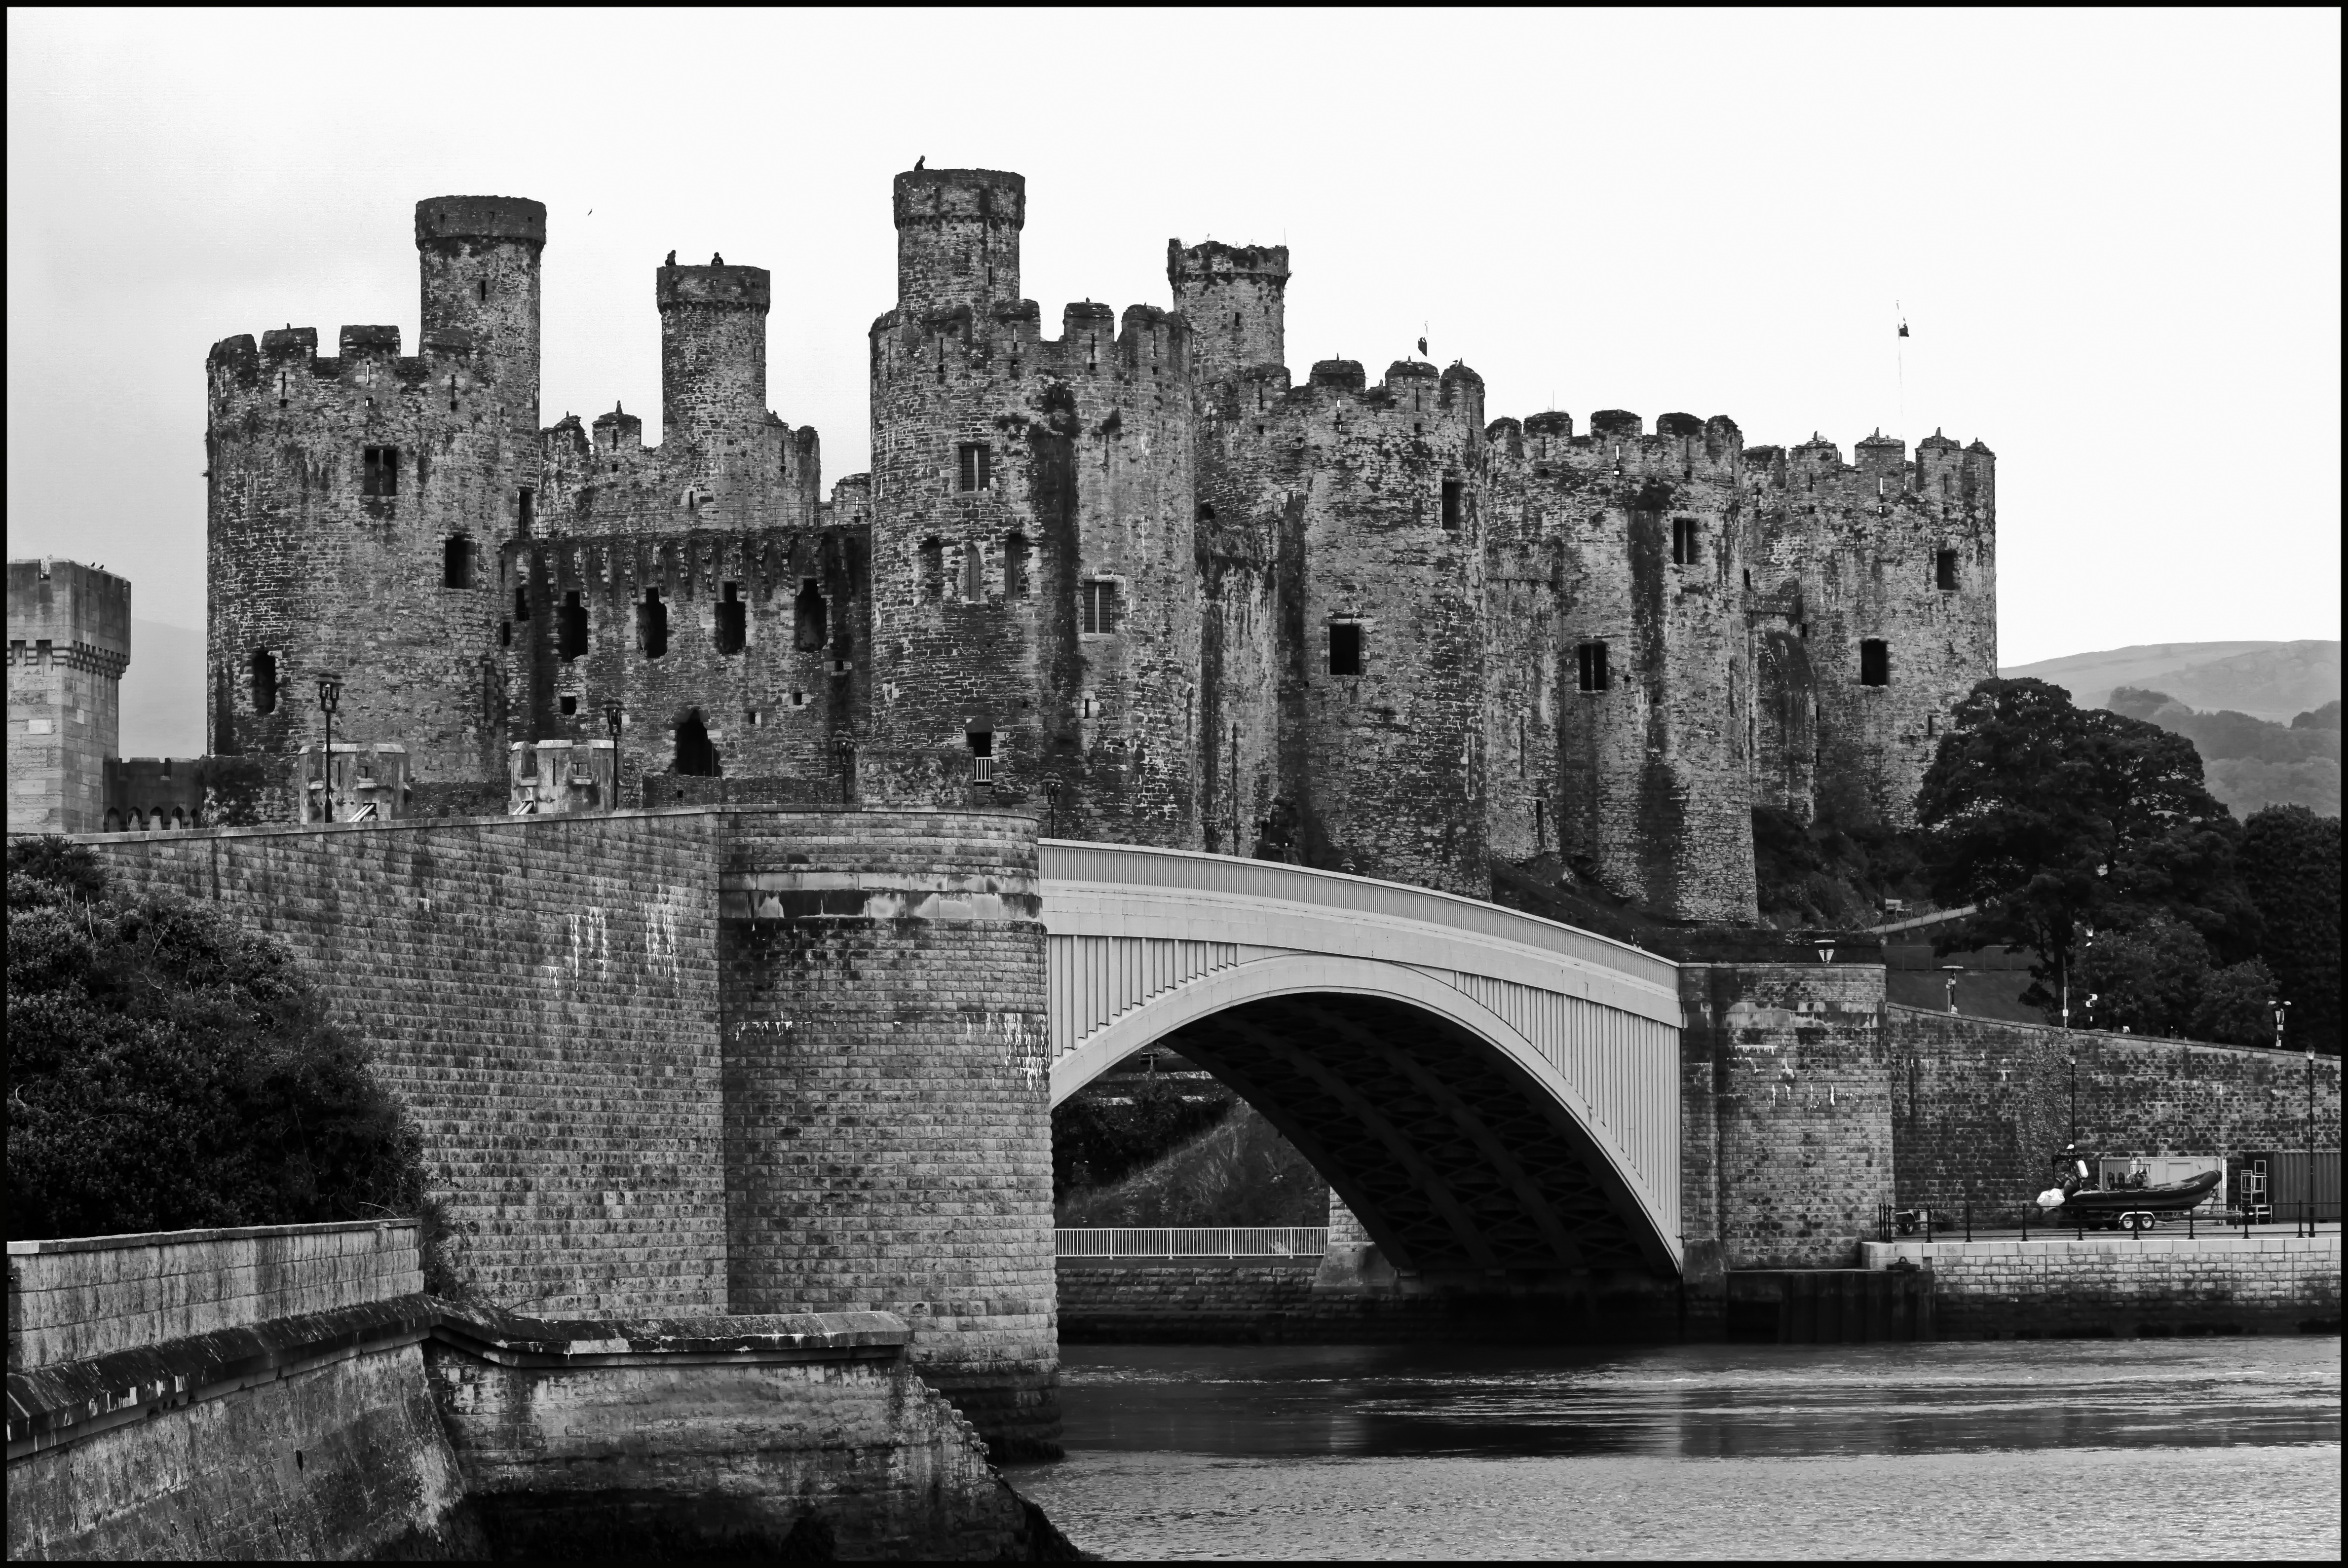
[{"left": 674, "top": 708, "right": 720, "bottom": 776}]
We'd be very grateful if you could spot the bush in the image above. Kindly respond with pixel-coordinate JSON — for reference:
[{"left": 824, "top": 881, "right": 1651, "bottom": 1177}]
[{"left": 6, "top": 837, "right": 447, "bottom": 1275}]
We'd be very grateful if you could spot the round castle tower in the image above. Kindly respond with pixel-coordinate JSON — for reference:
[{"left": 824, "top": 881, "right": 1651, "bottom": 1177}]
[
  {"left": 866, "top": 168, "right": 1200, "bottom": 845},
  {"left": 207, "top": 195, "right": 544, "bottom": 790}
]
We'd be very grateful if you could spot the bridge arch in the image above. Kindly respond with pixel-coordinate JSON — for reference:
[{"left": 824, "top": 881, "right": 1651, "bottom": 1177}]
[{"left": 1040, "top": 842, "right": 1687, "bottom": 1278}]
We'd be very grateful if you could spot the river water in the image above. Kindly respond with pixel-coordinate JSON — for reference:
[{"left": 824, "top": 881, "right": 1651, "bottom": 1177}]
[{"left": 1009, "top": 1339, "right": 2341, "bottom": 1560}]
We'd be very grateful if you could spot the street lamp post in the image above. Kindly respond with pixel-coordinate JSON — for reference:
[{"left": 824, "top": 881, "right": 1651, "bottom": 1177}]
[
  {"left": 1941, "top": 965, "right": 1963, "bottom": 1016},
  {"left": 1043, "top": 779, "right": 1061, "bottom": 838},
  {"left": 834, "top": 734, "right": 856, "bottom": 805},
  {"left": 602, "top": 701, "right": 624, "bottom": 810},
  {"left": 316, "top": 674, "right": 342, "bottom": 821}
]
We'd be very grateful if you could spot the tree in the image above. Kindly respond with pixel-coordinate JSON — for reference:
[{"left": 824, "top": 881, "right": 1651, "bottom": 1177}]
[
  {"left": 2075, "top": 911, "right": 2273, "bottom": 1046},
  {"left": 2238, "top": 805, "right": 2342, "bottom": 1055},
  {"left": 1916, "top": 678, "right": 2262, "bottom": 1025},
  {"left": 6, "top": 836, "right": 433, "bottom": 1242}
]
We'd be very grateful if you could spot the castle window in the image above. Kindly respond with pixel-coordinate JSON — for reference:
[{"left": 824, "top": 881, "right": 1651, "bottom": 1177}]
[
  {"left": 968, "top": 728, "right": 994, "bottom": 786},
  {"left": 361, "top": 446, "right": 397, "bottom": 497},
  {"left": 518, "top": 487, "right": 535, "bottom": 533},
  {"left": 560, "top": 695, "right": 578, "bottom": 716},
  {"left": 957, "top": 443, "right": 991, "bottom": 492},
  {"left": 1860, "top": 639, "right": 1891, "bottom": 686},
  {"left": 442, "top": 536, "right": 474, "bottom": 589},
  {"left": 716, "top": 583, "right": 746, "bottom": 655},
  {"left": 1233, "top": 311, "right": 1242, "bottom": 332},
  {"left": 919, "top": 537, "right": 944, "bottom": 601},
  {"left": 499, "top": 620, "right": 511, "bottom": 647},
  {"left": 514, "top": 586, "right": 530, "bottom": 622},
  {"left": 1440, "top": 478, "right": 1463, "bottom": 531},
  {"left": 1003, "top": 532, "right": 1030, "bottom": 598},
  {"left": 1926, "top": 713, "right": 1938, "bottom": 737},
  {"left": 674, "top": 709, "right": 720, "bottom": 777},
  {"left": 1328, "top": 621, "right": 1363, "bottom": 677},
  {"left": 1197, "top": 502, "right": 1215, "bottom": 524},
  {"left": 1743, "top": 568, "right": 1752, "bottom": 590},
  {"left": 1673, "top": 517, "right": 1701, "bottom": 566},
  {"left": 1576, "top": 640, "right": 1610, "bottom": 693},
  {"left": 250, "top": 649, "right": 278, "bottom": 714},
  {"left": 559, "top": 592, "right": 589, "bottom": 660},
  {"left": 1936, "top": 549, "right": 1959, "bottom": 591},
  {"left": 1082, "top": 580, "right": 1123, "bottom": 635},
  {"left": 961, "top": 540, "right": 984, "bottom": 601},
  {"left": 794, "top": 581, "right": 827, "bottom": 651},
  {"left": 640, "top": 590, "right": 669, "bottom": 659}
]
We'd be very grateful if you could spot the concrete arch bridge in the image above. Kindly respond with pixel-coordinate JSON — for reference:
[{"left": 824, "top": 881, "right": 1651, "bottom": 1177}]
[{"left": 1040, "top": 842, "right": 1687, "bottom": 1282}]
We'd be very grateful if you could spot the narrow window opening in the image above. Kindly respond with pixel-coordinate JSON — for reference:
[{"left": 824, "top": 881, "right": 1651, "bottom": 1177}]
[
  {"left": 514, "top": 586, "right": 531, "bottom": 622},
  {"left": 794, "top": 581, "right": 828, "bottom": 650},
  {"left": 1926, "top": 713, "right": 1937, "bottom": 737},
  {"left": 559, "top": 591, "right": 589, "bottom": 660},
  {"left": 1003, "top": 532, "right": 1030, "bottom": 599},
  {"left": 361, "top": 446, "right": 398, "bottom": 497},
  {"left": 442, "top": 536, "right": 473, "bottom": 589},
  {"left": 1935, "top": 549, "right": 1959, "bottom": 591},
  {"left": 918, "top": 537, "right": 944, "bottom": 601},
  {"left": 478, "top": 278, "right": 487, "bottom": 303},
  {"left": 674, "top": 709, "right": 720, "bottom": 777},
  {"left": 1082, "top": 580, "right": 1123, "bottom": 635},
  {"left": 639, "top": 590, "right": 668, "bottom": 659},
  {"left": 968, "top": 728, "right": 994, "bottom": 785},
  {"left": 1860, "top": 638, "right": 1891, "bottom": 687},
  {"left": 518, "top": 487, "right": 535, "bottom": 533},
  {"left": 1673, "top": 517, "right": 1701, "bottom": 566},
  {"left": 251, "top": 649, "right": 278, "bottom": 714},
  {"left": 957, "top": 442, "right": 991, "bottom": 491},
  {"left": 1233, "top": 311, "right": 1243, "bottom": 332},
  {"left": 499, "top": 620, "right": 512, "bottom": 647},
  {"left": 716, "top": 582, "right": 746, "bottom": 655},
  {"left": 1328, "top": 621, "right": 1363, "bottom": 676},
  {"left": 1576, "top": 640, "right": 1610, "bottom": 693},
  {"left": 1197, "top": 502, "right": 1216, "bottom": 524},
  {"left": 961, "top": 540, "right": 984, "bottom": 601},
  {"left": 1743, "top": 567, "right": 1753, "bottom": 590},
  {"left": 560, "top": 695, "right": 578, "bottom": 716},
  {"left": 1440, "top": 477, "right": 1463, "bottom": 530}
]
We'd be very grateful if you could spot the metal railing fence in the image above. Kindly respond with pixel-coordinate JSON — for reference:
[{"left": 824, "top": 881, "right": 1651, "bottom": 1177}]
[
  {"left": 1877, "top": 1197, "right": 2341, "bottom": 1245},
  {"left": 1056, "top": 1226, "right": 1328, "bottom": 1259}
]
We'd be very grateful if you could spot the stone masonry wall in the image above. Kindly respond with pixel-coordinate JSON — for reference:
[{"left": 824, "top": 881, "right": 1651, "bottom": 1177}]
[
  {"left": 715, "top": 809, "right": 1059, "bottom": 1456},
  {"left": 1862, "top": 1233, "right": 2341, "bottom": 1336},
  {"left": 79, "top": 812, "right": 728, "bottom": 1315},
  {"left": 7, "top": 1221, "right": 419, "bottom": 1369},
  {"left": 1888, "top": 1005, "right": 2342, "bottom": 1214},
  {"left": 1679, "top": 954, "right": 1895, "bottom": 1268}
]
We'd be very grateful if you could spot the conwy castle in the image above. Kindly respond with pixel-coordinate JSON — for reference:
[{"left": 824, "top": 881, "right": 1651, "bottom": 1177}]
[{"left": 17, "top": 169, "right": 1994, "bottom": 922}]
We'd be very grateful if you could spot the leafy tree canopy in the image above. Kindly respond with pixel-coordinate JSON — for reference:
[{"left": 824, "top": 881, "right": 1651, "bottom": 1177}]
[
  {"left": 2237, "top": 804, "right": 2342, "bottom": 1054},
  {"left": 1917, "top": 678, "right": 2265, "bottom": 1025},
  {"left": 7, "top": 836, "right": 431, "bottom": 1241}
]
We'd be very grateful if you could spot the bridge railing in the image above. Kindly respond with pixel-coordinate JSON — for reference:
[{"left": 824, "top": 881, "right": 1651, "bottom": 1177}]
[
  {"left": 1039, "top": 839, "right": 1676, "bottom": 993},
  {"left": 1055, "top": 1226, "right": 1328, "bottom": 1259}
]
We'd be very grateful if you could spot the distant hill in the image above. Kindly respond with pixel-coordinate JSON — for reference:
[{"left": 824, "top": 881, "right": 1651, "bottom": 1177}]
[
  {"left": 120, "top": 619, "right": 206, "bottom": 759},
  {"left": 2002, "top": 640, "right": 2340, "bottom": 723},
  {"left": 2106, "top": 686, "right": 2341, "bottom": 819}
]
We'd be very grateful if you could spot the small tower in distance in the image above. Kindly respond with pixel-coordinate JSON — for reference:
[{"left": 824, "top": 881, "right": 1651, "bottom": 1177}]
[{"left": 7, "top": 558, "right": 131, "bottom": 833}]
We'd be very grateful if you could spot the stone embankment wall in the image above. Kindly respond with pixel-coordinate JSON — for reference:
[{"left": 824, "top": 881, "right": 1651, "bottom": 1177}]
[
  {"left": 76, "top": 805, "right": 1059, "bottom": 1456},
  {"left": 1861, "top": 1233, "right": 2341, "bottom": 1336},
  {"left": 7, "top": 1222, "right": 1060, "bottom": 1561},
  {"left": 6, "top": 1222, "right": 469, "bottom": 1560},
  {"left": 1887, "top": 1006, "right": 2342, "bottom": 1213}
]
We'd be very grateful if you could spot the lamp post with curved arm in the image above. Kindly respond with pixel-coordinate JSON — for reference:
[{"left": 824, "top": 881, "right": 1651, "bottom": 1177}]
[{"left": 316, "top": 674, "right": 342, "bottom": 821}]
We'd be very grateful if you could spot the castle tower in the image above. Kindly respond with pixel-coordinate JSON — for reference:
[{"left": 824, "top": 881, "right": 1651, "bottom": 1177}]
[
  {"left": 6, "top": 558, "right": 130, "bottom": 833},
  {"left": 1761, "top": 430, "right": 1997, "bottom": 826},
  {"left": 867, "top": 168, "right": 1199, "bottom": 845},
  {"left": 206, "top": 196, "right": 544, "bottom": 789},
  {"left": 893, "top": 167, "right": 1024, "bottom": 317},
  {"left": 1545, "top": 411, "right": 1758, "bottom": 923},
  {"left": 1168, "top": 240, "right": 1289, "bottom": 384},
  {"left": 1278, "top": 358, "right": 1491, "bottom": 895},
  {"left": 658, "top": 261, "right": 771, "bottom": 470}
]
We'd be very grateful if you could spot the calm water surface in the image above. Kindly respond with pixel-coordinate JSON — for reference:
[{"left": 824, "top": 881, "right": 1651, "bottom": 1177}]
[{"left": 1008, "top": 1339, "right": 2340, "bottom": 1560}]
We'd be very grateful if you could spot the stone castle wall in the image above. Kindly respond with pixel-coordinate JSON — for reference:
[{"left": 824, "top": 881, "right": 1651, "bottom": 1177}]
[
  {"left": 178, "top": 169, "right": 1985, "bottom": 926},
  {"left": 1886, "top": 1005, "right": 2342, "bottom": 1213}
]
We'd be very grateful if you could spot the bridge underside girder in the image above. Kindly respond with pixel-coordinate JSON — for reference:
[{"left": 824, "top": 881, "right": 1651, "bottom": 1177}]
[{"left": 1164, "top": 992, "right": 1662, "bottom": 1279}]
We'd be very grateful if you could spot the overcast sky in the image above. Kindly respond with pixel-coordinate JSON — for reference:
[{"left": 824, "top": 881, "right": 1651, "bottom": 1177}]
[{"left": 7, "top": 8, "right": 2339, "bottom": 666}]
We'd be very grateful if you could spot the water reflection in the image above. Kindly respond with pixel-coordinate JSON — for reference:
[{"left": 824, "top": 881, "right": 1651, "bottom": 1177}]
[{"left": 1014, "top": 1340, "right": 2341, "bottom": 1561}]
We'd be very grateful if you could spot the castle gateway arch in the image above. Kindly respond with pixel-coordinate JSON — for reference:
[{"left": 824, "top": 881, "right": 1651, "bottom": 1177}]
[{"left": 1041, "top": 843, "right": 1686, "bottom": 1278}]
